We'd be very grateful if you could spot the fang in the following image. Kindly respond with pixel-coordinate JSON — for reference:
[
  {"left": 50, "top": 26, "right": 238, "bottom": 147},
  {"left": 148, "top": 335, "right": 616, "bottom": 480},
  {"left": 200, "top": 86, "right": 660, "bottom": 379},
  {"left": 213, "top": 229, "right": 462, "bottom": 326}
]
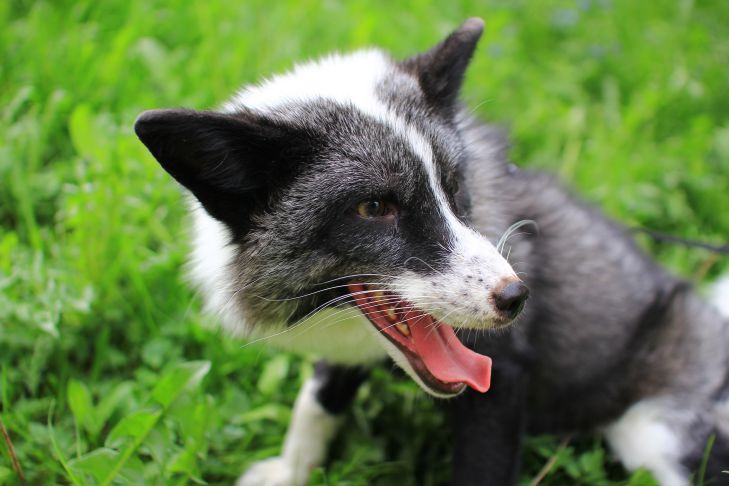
[{"left": 396, "top": 323, "right": 411, "bottom": 336}]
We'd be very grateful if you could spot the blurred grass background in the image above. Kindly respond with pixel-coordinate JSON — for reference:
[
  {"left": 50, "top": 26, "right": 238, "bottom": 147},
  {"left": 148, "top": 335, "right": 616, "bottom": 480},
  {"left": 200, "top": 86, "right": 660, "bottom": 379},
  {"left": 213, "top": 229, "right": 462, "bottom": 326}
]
[{"left": 1, "top": 0, "right": 728, "bottom": 484}]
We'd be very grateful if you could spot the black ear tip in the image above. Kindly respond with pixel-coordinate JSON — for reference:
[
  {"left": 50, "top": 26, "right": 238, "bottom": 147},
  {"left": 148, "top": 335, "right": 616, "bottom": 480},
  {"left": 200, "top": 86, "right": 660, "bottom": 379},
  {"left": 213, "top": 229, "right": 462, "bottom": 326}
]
[
  {"left": 134, "top": 110, "right": 156, "bottom": 138},
  {"left": 134, "top": 109, "right": 167, "bottom": 138},
  {"left": 460, "top": 17, "right": 485, "bottom": 37}
]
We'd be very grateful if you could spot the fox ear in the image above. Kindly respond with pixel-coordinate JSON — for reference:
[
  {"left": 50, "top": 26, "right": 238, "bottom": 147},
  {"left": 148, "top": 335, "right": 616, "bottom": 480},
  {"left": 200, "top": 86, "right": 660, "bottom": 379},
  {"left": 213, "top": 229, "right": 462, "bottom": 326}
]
[
  {"left": 401, "top": 18, "right": 484, "bottom": 117},
  {"left": 134, "top": 108, "right": 298, "bottom": 235}
]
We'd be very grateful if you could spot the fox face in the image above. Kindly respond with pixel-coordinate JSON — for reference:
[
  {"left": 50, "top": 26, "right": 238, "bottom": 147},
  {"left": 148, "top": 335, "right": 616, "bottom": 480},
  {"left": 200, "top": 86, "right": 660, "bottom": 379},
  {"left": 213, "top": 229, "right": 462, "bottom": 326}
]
[{"left": 135, "top": 19, "right": 527, "bottom": 397}]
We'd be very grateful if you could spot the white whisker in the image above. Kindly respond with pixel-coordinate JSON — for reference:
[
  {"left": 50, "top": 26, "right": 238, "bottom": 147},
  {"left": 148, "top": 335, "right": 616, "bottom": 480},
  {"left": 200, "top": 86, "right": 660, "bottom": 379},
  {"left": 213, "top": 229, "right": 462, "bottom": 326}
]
[{"left": 496, "top": 219, "right": 538, "bottom": 255}]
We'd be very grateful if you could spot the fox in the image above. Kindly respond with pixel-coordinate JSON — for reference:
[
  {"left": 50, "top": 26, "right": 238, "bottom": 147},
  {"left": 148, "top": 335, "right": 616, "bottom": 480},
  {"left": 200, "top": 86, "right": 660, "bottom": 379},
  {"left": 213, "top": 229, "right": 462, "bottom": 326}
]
[{"left": 134, "top": 18, "right": 729, "bottom": 486}]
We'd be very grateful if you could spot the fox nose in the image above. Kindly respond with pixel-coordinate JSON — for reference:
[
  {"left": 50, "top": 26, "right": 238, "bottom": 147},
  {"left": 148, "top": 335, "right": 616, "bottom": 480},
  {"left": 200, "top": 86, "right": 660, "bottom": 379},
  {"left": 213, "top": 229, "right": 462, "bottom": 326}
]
[{"left": 493, "top": 280, "right": 529, "bottom": 320}]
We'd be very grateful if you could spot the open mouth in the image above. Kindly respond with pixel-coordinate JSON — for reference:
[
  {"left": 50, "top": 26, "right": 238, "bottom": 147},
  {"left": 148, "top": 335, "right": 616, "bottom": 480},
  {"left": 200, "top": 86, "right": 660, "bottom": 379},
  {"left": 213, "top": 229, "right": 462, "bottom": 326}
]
[{"left": 348, "top": 283, "right": 492, "bottom": 396}]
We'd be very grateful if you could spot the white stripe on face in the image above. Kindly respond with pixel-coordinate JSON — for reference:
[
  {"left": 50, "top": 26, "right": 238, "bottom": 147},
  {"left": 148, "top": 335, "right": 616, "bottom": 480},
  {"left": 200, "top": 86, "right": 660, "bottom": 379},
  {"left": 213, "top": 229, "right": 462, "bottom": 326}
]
[{"left": 392, "top": 120, "right": 518, "bottom": 329}]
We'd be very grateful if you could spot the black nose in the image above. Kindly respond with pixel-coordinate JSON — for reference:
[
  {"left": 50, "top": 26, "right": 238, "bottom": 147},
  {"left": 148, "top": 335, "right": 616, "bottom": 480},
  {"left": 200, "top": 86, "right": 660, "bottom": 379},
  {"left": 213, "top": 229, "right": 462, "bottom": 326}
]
[{"left": 493, "top": 281, "right": 529, "bottom": 320}]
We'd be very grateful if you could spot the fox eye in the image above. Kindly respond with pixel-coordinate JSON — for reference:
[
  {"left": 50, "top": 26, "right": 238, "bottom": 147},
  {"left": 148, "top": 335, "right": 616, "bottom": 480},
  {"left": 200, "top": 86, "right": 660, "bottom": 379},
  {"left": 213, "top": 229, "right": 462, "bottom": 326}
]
[{"left": 356, "top": 199, "right": 397, "bottom": 219}]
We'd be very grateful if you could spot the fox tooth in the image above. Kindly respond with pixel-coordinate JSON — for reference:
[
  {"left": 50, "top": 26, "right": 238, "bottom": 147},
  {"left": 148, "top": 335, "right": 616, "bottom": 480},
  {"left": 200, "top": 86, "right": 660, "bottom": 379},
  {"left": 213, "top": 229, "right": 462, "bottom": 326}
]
[
  {"left": 384, "top": 306, "right": 398, "bottom": 322},
  {"left": 396, "top": 323, "right": 411, "bottom": 336},
  {"left": 371, "top": 290, "right": 385, "bottom": 300}
]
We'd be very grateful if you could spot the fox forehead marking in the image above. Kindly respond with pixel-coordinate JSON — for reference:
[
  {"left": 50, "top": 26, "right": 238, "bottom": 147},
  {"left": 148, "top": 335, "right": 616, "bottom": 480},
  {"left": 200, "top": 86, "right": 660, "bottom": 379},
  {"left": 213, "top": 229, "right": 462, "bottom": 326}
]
[
  {"left": 224, "top": 49, "right": 439, "bottom": 190},
  {"left": 225, "top": 49, "right": 392, "bottom": 117}
]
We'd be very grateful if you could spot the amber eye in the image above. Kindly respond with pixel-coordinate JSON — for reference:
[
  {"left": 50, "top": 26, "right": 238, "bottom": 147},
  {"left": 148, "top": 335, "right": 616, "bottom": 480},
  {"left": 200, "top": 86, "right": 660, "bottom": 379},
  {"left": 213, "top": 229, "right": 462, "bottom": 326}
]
[{"left": 356, "top": 199, "right": 396, "bottom": 219}]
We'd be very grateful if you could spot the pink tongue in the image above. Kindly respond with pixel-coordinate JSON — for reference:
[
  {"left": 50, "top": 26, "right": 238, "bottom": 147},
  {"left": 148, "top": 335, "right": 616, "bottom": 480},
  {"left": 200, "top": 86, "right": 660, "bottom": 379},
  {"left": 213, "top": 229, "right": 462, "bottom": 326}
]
[{"left": 403, "top": 309, "right": 492, "bottom": 393}]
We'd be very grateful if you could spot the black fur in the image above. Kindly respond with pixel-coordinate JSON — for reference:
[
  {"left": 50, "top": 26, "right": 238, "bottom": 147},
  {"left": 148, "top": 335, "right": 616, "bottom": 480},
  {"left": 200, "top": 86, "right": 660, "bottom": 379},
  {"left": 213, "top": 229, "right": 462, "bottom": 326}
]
[
  {"left": 134, "top": 108, "right": 309, "bottom": 239},
  {"left": 313, "top": 361, "right": 369, "bottom": 415}
]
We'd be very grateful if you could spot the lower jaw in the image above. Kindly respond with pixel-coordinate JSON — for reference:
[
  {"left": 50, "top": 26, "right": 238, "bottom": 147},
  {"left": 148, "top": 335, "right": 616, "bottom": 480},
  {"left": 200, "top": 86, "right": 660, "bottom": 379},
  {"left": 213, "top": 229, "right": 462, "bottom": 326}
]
[{"left": 415, "top": 371, "right": 467, "bottom": 396}]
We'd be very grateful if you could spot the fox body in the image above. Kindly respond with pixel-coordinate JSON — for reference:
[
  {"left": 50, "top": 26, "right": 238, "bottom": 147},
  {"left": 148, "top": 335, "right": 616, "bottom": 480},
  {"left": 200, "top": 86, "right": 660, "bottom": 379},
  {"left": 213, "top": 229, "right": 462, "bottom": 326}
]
[{"left": 135, "top": 19, "right": 729, "bottom": 486}]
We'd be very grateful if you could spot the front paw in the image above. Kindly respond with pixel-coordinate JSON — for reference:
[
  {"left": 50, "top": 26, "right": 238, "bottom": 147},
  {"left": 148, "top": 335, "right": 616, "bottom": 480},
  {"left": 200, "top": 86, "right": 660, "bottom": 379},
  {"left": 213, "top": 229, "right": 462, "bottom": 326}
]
[{"left": 237, "top": 457, "right": 299, "bottom": 486}]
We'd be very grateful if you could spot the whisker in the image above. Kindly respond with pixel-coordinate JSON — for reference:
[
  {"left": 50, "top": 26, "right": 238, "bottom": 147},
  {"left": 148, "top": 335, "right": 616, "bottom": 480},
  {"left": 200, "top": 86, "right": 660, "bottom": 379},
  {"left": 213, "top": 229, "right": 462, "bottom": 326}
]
[
  {"left": 310, "top": 273, "right": 400, "bottom": 286},
  {"left": 496, "top": 219, "right": 538, "bottom": 255},
  {"left": 223, "top": 272, "right": 402, "bottom": 312},
  {"left": 249, "top": 298, "right": 447, "bottom": 348},
  {"left": 249, "top": 281, "right": 411, "bottom": 303},
  {"left": 403, "top": 256, "right": 449, "bottom": 280},
  {"left": 242, "top": 290, "right": 445, "bottom": 347}
]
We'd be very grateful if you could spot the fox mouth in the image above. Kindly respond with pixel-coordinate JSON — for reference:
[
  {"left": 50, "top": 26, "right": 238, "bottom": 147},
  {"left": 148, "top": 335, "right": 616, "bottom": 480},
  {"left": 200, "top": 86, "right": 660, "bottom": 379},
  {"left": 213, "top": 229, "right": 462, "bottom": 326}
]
[{"left": 347, "top": 283, "right": 492, "bottom": 396}]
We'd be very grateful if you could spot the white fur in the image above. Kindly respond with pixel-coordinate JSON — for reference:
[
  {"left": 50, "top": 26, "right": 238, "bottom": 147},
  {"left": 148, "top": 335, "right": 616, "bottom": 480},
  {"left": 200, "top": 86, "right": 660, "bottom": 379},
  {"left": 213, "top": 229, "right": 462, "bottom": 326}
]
[
  {"left": 237, "top": 458, "right": 294, "bottom": 486},
  {"left": 605, "top": 399, "right": 689, "bottom": 486},
  {"left": 394, "top": 212, "right": 518, "bottom": 329},
  {"left": 226, "top": 50, "right": 390, "bottom": 116},
  {"left": 188, "top": 202, "right": 245, "bottom": 330},
  {"left": 710, "top": 275, "right": 729, "bottom": 318},
  {"left": 224, "top": 48, "right": 419, "bottom": 146},
  {"left": 238, "top": 377, "right": 341, "bottom": 486}
]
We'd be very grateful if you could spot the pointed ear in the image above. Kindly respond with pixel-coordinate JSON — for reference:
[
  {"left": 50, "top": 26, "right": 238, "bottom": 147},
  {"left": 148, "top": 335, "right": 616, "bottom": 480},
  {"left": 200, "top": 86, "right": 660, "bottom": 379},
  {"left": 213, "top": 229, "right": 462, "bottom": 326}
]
[
  {"left": 134, "top": 108, "right": 298, "bottom": 233},
  {"left": 401, "top": 18, "right": 484, "bottom": 117}
]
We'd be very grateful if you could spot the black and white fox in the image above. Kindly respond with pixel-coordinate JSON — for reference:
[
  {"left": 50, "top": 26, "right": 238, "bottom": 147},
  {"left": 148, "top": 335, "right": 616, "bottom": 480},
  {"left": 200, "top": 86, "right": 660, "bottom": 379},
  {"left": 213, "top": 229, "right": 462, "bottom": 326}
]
[{"left": 135, "top": 18, "right": 729, "bottom": 486}]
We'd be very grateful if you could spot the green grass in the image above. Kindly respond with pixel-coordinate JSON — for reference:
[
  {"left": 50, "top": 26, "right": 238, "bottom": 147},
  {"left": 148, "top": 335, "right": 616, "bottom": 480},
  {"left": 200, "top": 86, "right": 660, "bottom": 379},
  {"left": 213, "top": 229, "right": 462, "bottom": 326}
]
[{"left": 2, "top": 0, "right": 728, "bottom": 484}]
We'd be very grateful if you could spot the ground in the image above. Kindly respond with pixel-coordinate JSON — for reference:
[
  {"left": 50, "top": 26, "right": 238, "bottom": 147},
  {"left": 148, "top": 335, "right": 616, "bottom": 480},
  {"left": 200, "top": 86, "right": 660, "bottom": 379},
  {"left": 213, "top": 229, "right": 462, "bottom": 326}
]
[{"left": 1, "top": 0, "right": 729, "bottom": 484}]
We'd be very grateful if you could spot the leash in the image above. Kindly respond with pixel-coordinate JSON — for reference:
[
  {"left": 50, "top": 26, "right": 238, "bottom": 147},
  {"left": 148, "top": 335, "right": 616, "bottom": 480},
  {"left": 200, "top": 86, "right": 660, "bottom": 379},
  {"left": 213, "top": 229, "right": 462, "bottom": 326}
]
[{"left": 631, "top": 227, "right": 729, "bottom": 255}]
